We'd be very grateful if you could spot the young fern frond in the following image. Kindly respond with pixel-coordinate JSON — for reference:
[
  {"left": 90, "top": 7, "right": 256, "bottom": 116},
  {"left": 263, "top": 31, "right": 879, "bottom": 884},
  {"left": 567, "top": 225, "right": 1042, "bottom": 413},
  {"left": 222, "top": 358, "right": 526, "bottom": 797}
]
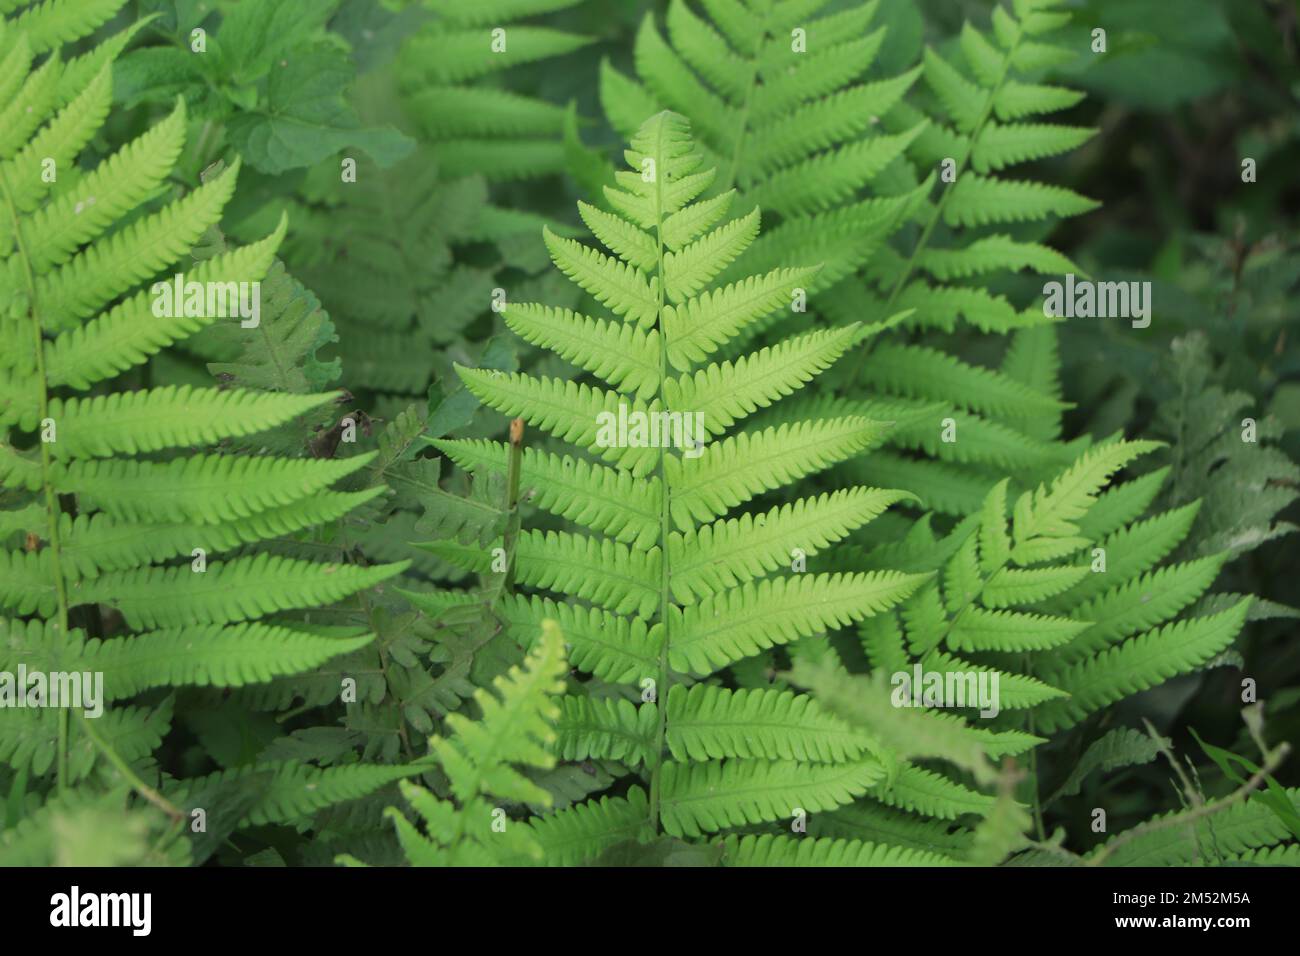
[
  {"left": 0, "top": 18, "right": 405, "bottom": 825},
  {"left": 426, "top": 112, "right": 926, "bottom": 859},
  {"left": 362, "top": 620, "right": 569, "bottom": 867}
]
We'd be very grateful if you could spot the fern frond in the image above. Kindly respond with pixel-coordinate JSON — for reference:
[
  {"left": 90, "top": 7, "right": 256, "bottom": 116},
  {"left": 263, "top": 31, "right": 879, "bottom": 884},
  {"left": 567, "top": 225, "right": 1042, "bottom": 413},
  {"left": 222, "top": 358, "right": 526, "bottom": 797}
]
[
  {"left": 455, "top": 368, "right": 660, "bottom": 475},
  {"left": 38, "top": 386, "right": 335, "bottom": 458},
  {"left": 602, "top": 0, "right": 923, "bottom": 292},
  {"left": 429, "top": 530, "right": 661, "bottom": 618},
  {"left": 90, "top": 625, "right": 374, "bottom": 698},
  {"left": 668, "top": 417, "right": 891, "bottom": 527},
  {"left": 668, "top": 488, "right": 910, "bottom": 602},
  {"left": 664, "top": 324, "right": 862, "bottom": 432},
  {"left": 670, "top": 571, "right": 927, "bottom": 675},
  {"left": 55, "top": 451, "right": 374, "bottom": 525},
  {"left": 399, "top": 4, "right": 591, "bottom": 181},
  {"left": 944, "top": 174, "right": 1097, "bottom": 227},
  {"left": 433, "top": 112, "right": 926, "bottom": 850},
  {"left": 73, "top": 554, "right": 410, "bottom": 629},
  {"left": 1089, "top": 787, "right": 1300, "bottom": 867},
  {"left": 1036, "top": 599, "right": 1251, "bottom": 734},
  {"left": 501, "top": 302, "right": 662, "bottom": 399},
  {"left": 57, "top": 490, "right": 382, "bottom": 580},
  {"left": 723, "top": 833, "right": 962, "bottom": 867},
  {"left": 497, "top": 596, "right": 662, "bottom": 687},
  {"left": 0, "top": 24, "right": 397, "bottom": 826},
  {"left": 665, "top": 684, "right": 869, "bottom": 763},
  {"left": 381, "top": 620, "right": 570, "bottom": 866},
  {"left": 436, "top": 438, "right": 660, "bottom": 547},
  {"left": 555, "top": 696, "right": 657, "bottom": 766},
  {"left": 44, "top": 218, "right": 288, "bottom": 389},
  {"left": 7, "top": 0, "right": 125, "bottom": 54},
  {"left": 528, "top": 788, "right": 650, "bottom": 866},
  {"left": 36, "top": 160, "right": 241, "bottom": 327},
  {"left": 660, "top": 757, "right": 884, "bottom": 838}
]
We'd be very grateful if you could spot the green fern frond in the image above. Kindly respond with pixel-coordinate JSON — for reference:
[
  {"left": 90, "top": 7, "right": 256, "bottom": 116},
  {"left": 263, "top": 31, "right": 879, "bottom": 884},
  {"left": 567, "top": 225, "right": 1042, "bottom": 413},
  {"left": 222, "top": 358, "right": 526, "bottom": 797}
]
[
  {"left": 437, "top": 438, "right": 661, "bottom": 547},
  {"left": 671, "top": 571, "right": 926, "bottom": 675},
  {"left": 71, "top": 554, "right": 410, "bottom": 630},
  {"left": 851, "top": 433, "right": 1251, "bottom": 831},
  {"left": 527, "top": 787, "right": 651, "bottom": 866},
  {"left": 423, "top": 112, "right": 917, "bottom": 856},
  {"left": 1089, "top": 787, "right": 1300, "bottom": 867},
  {"left": 601, "top": 0, "right": 926, "bottom": 297},
  {"left": 668, "top": 488, "right": 910, "bottom": 602},
  {"left": 665, "top": 683, "right": 869, "bottom": 763},
  {"left": 555, "top": 696, "right": 657, "bottom": 766},
  {"left": 1035, "top": 599, "right": 1251, "bottom": 734},
  {"left": 379, "top": 620, "right": 569, "bottom": 866},
  {"left": 0, "top": 18, "right": 408, "bottom": 843},
  {"left": 497, "top": 596, "right": 662, "bottom": 686},
  {"left": 723, "top": 832, "right": 962, "bottom": 867},
  {"left": 88, "top": 625, "right": 373, "bottom": 699},
  {"left": 660, "top": 757, "right": 885, "bottom": 838}
]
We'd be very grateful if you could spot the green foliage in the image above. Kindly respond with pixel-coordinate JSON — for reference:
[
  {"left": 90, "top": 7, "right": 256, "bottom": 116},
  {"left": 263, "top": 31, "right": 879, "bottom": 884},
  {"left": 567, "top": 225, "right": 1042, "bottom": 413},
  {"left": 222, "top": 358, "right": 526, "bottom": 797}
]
[
  {"left": 119, "top": 0, "right": 413, "bottom": 174},
  {"left": 0, "top": 0, "right": 1294, "bottom": 871},
  {"left": 600, "top": 0, "right": 928, "bottom": 288},
  {"left": 1148, "top": 333, "right": 1298, "bottom": 561},
  {"left": 357, "top": 618, "right": 569, "bottom": 866},
  {"left": 836, "top": 0, "right": 1096, "bottom": 511},
  {"left": 398, "top": 0, "right": 593, "bottom": 181},
  {"left": 0, "top": 7, "right": 409, "bottom": 863},
  {"left": 597, "top": 0, "right": 1098, "bottom": 523},
  {"left": 431, "top": 112, "right": 925, "bottom": 855}
]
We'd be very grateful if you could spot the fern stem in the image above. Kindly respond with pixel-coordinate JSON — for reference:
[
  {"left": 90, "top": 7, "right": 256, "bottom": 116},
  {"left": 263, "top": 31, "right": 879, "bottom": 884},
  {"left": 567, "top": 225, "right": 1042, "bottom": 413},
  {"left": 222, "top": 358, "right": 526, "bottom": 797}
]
[
  {"left": 502, "top": 417, "right": 525, "bottom": 593},
  {"left": 1027, "top": 708, "right": 1047, "bottom": 841},
  {"left": 0, "top": 172, "right": 76, "bottom": 792},
  {"left": 717, "top": 21, "right": 770, "bottom": 195},
  {"left": 844, "top": 21, "right": 1024, "bottom": 387},
  {"left": 648, "top": 117, "right": 674, "bottom": 835},
  {"left": 77, "top": 713, "right": 183, "bottom": 821}
]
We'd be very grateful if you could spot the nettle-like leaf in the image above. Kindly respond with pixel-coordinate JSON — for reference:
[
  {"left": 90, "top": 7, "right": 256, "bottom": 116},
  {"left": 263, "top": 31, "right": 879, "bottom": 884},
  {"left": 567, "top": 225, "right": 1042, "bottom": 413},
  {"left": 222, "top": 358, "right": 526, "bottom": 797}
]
[
  {"left": 114, "top": 0, "right": 413, "bottom": 174},
  {"left": 425, "top": 112, "right": 927, "bottom": 859},
  {"left": 0, "top": 15, "right": 405, "bottom": 837},
  {"left": 399, "top": 0, "right": 594, "bottom": 181}
]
